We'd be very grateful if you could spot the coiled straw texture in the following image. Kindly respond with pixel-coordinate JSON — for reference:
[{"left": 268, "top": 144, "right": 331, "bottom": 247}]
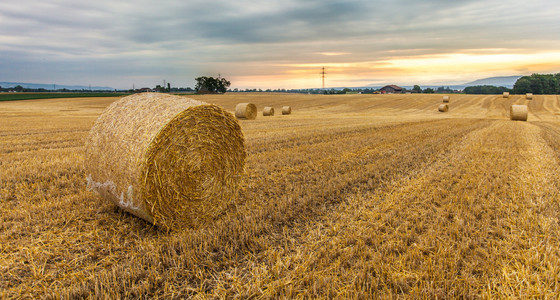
[
  {"left": 263, "top": 107, "right": 274, "bottom": 116},
  {"left": 510, "top": 104, "right": 528, "bottom": 121},
  {"left": 85, "top": 93, "right": 246, "bottom": 230},
  {"left": 235, "top": 103, "right": 257, "bottom": 120}
]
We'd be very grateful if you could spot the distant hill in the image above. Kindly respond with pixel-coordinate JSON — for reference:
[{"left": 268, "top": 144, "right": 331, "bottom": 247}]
[
  {"left": 462, "top": 76, "right": 522, "bottom": 88},
  {"left": 0, "top": 81, "right": 115, "bottom": 91},
  {"left": 359, "top": 76, "right": 523, "bottom": 91}
]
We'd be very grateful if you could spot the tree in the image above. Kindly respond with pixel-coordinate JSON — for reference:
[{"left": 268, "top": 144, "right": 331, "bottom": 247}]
[
  {"left": 154, "top": 85, "right": 165, "bottom": 92},
  {"left": 195, "top": 76, "right": 231, "bottom": 94},
  {"left": 423, "top": 87, "right": 435, "bottom": 93},
  {"left": 513, "top": 73, "right": 560, "bottom": 94},
  {"left": 463, "top": 85, "right": 511, "bottom": 94},
  {"left": 513, "top": 77, "right": 531, "bottom": 94},
  {"left": 436, "top": 86, "right": 453, "bottom": 93},
  {"left": 412, "top": 85, "right": 422, "bottom": 93}
]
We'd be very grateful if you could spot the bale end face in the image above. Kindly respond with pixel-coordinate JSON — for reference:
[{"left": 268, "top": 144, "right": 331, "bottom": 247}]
[
  {"left": 438, "top": 104, "right": 449, "bottom": 112},
  {"left": 235, "top": 103, "right": 257, "bottom": 120},
  {"left": 86, "top": 93, "right": 246, "bottom": 230},
  {"left": 526, "top": 93, "right": 533, "bottom": 100},
  {"left": 510, "top": 104, "right": 528, "bottom": 121}
]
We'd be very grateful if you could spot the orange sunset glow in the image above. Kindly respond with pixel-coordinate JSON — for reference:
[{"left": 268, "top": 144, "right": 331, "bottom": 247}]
[{"left": 230, "top": 50, "right": 560, "bottom": 89}]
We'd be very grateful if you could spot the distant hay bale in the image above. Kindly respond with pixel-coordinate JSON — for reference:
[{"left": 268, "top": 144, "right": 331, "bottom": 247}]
[
  {"left": 442, "top": 96, "right": 450, "bottom": 103},
  {"left": 510, "top": 104, "right": 528, "bottom": 121},
  {"left": 85, "top": 93, "right": 246, "bottom": 230},
  {"left": 438, "top": 104, "right": 449, "bottom": 112},
  {"left": 526, "top": 93, "right": 533, "bottom": 100},
  {"left": 235, "top": 103, "right": 257, "bottom": 120},
  {"left": 503, "top": 92, "right": 510, "bottom": 98},
  {"left": 263, "top": 107, "right": 274, "bottom": 116},
  {"left": 282, "top": 106, "right": 292, "bottom": 115}
]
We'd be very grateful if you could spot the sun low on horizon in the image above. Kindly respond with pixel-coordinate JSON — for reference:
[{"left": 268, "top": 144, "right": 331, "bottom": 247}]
[{"left": 1, "top": 0, "right": 559, "bottom": 90}]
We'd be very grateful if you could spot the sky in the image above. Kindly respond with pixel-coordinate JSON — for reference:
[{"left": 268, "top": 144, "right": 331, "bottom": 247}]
[{"left": 1, "top": 0, "right": 560, "bottom": 90}]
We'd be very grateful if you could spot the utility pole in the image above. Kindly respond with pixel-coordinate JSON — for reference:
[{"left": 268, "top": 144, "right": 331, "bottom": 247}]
[{"left": 321, "top": 67, "right": 327, "bottom": 89}]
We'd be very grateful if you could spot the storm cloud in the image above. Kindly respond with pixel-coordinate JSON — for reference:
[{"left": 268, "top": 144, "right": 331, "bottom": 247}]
[{"left": 1, "top": 0, "right": 559, "bottom": 89}]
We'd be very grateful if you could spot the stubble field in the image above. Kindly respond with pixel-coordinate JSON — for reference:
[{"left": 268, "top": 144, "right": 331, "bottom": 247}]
[{"left": 1, "top": 93, "right": 560, "bottom": 298}]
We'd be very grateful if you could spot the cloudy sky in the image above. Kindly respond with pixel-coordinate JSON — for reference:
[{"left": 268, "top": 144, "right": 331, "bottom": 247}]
[{"left": 1, "top": 0, "right": 560, "bottom": 89}]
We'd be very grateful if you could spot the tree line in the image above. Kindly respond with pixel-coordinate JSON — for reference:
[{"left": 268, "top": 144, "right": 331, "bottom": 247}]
[
  {"left": 0, "top": 85, "right": 118, "bottom": 93},
  {"left": 7, "top": 73, "right": 559, "bottom": 95},
  {"left": 513, "top": 73, "right": 560, "bottom": 94},
  {"left": 463, "top": 85, "right": 512, "bottom": 95}
]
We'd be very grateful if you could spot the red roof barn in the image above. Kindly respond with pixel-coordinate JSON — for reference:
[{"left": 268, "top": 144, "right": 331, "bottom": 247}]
[{"left": 379, "top": 85, "right": 404, "bottom": 94}]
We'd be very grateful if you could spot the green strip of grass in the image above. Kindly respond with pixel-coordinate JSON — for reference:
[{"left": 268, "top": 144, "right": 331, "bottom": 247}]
[{"left": 0, "top": 93, "right": 131, "bottom": 102}]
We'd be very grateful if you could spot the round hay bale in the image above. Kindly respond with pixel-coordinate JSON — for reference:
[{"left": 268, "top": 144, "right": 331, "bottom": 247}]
[
  {"left": 263, "top": 107, "right": 275, "bottom": 116},
  {"left": 85, "top": 93, "right": 246, "bottom": 230},
  {"left": 510, "top": 104, "right": 528, "bottom": 121},
  {"left": 235, "top": 103, "right": 257, "bottom": 120},
  {"left": 438, "top": 104, "right": 449, "bottom": 112},
  {"left": 442, "top": 96, "right": 450, "bottom": 103},
  {"left": 503, "top": 92, "right": 510, "bottom": 98},
  {"left": 282, "top": 106, "right": 292, "bottom": 115},
  {"left": 526, "top": 93, "right": 533, "bottom": 100}
]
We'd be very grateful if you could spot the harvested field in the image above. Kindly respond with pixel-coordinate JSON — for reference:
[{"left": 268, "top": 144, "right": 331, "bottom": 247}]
[{"left": 2, "top": 93, "right": 560, "bottom": 298}]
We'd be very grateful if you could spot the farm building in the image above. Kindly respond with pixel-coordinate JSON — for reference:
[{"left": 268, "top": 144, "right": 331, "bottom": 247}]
[{"left": 379, "top": 85, "right": 404, "bottom": 94}]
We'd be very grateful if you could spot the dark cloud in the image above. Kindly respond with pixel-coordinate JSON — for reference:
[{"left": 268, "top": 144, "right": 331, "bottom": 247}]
[{"left": 0, "top": 0, "right": 559, "bottom": 88}]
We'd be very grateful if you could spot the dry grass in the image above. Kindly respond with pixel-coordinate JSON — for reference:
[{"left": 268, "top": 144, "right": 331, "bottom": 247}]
[{"left": 2, "top": 93, "right": 560, "bottom": 298}]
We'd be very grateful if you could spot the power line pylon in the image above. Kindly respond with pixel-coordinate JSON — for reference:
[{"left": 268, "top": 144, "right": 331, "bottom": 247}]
[{"left": 321, "top": 67, "right": 327, "bottom": 89}]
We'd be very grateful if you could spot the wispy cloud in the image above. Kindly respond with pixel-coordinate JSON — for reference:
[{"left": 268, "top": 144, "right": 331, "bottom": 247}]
[{"left": 318, "top": 52, "right": 349, "bottom": 56}]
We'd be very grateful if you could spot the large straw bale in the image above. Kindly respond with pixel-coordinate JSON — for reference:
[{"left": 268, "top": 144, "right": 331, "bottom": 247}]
[
  {"left": 263, "top": 107, "right": 274, "bottom": 116},
  {"left": 85, "top": 93, "right": 246, "bottom": 230},
  {"left": 526, "top": 93, "right": 533, "bottom": 100},
  {"left": 438, "top": 104, "right": 449, "bottom": 112},
  {"left": 235, "top": 103, "right": 257, "bottom": 120},
  {"left": 282, "top": 106, "right": 292, "bottom": 115},
  {"left": 442, "top": 96, "right": 450, "bottom": 103},
  {"left": 510, "top": 104, "right": 528, "bottom": 121},
  {"left": 503, "top": 92, "right": 510, "bottom": 98}
]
